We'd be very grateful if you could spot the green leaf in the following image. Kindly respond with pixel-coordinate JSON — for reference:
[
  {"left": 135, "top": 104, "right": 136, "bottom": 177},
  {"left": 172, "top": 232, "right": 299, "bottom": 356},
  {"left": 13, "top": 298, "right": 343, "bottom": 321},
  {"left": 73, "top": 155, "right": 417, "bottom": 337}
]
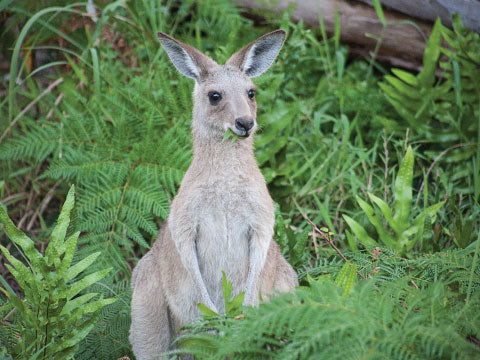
[
  {"left": 51, "top": 314, "right": 99, "bottom": 353},
  {"left": 197, "top": 303, "right": 218, "bottom": 318},
  {"left": 343, "top": 215, "right": 377, "bottom": 248},
  {"left": 384, "top": 75, "right": 421, "bottom": 98},
  {"left": 455, "top": 219, "right": 473, "bottom": 249},
  {"left": 335, "top": 262, "right": 349, "bottom": 287},
  {"left": 418, "top": 18, "right": 442, "bottom": 87},
  {"left": 413, "top": 202, "right": 444, "bottom": 228},
  {"left": 452, "top": 60, "right": 463, "bottom": 109},
  {"left": 255, "top": 102, "right": 296, "bottom": 166},
  {"left": 0, "top": 246, "right": 36, "bottom": 291},
  {"left": 371, "top": 0, "right": 386, "bottom": 26},
  {"left": 343, "top": 263, "right": 357, "bottom": 297},
  {"left": 291, "top": 231, "right": 308, "bottom": 266},
  {"left": 345, "top": 230, "right": 358, "bottom": 251},
  {"left": 356, "top": 196, "right": 394, "bottom": 248},
  {"left": 380, "top": 91, "right": 419, "bottom": 129},
  {"left": 0, "top": 205, "right": 43, "bottom": 268},
  {"left": 0, "top": 287, "right": 25, "bottom": 313},
  {"left": 419, "top": 213, "right": 434, "bottom": 252},
  {"left": 60, "top": 293, "right": 97, "bottom": 316},
  {"left": 76, "top": 297, "right": 116, "bottom": 315},
  {"left": 0, "top": 183, "right": 115, "bottom": 358},
  {"left": 177, "top": 335, "right": 217, "bottom": 351},
  {"left": 368, "top": 193, "right": 400, "bottom": 234},
  {"left": 391, "top": 68, "right": 419, "bottom": 87},
  {"left": 221, "top": 271, "right": 245, "bottom": 315},
  {"left": 398, "top": 225, "right": 419, "bottom": 251},
  {"left": 50, "top": 185, "right": 75, "bottom": 247},
  {"left": 58, "top": 232, "right": 80, "bottom": 275},
  {"left": 65, "top": 251, "right": 100, "bottom": 281},
  {"left": 65, "top": 54, "right": 89, "bottom": 87},
  {"left": 222, "top": 128, "right": 238, "bottom": 143},
  {"left": 90, "top": 47, "right": 101, "bottom": 96},
  {"left": 226, "top": 292, "right": 245, "bottom": 315},
  {"left": 66, "top": 268, "right": 111, "bottom": 299},
  {"left": 222, "top": 271, "right": 232, "bottom": 306},
  {"left": 393, "top": 146, "right": 414, "bottom": 229}
]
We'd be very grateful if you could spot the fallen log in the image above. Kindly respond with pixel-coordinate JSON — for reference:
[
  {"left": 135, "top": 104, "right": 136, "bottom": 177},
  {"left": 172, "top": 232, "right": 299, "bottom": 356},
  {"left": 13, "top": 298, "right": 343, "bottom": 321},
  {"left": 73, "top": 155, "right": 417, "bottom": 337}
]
[
  {"left": 237, "top": 0, "right": 434, "bottom": 70},
  {"left": 357, "top": 0, "right": 480, "bottom": 33}
]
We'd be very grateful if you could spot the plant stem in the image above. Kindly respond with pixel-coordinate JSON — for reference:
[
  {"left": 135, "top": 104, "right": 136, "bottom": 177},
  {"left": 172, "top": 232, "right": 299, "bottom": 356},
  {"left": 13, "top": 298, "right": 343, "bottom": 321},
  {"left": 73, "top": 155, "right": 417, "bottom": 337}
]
[
  {"left": 416, "top": 143, "right": 475, "bottom": 205},
  {"left": 467, "top": 232, "right": 480, "bottom": 303},
  {"left": 300, "top": 212, "right": 366, "bottom": 280}
]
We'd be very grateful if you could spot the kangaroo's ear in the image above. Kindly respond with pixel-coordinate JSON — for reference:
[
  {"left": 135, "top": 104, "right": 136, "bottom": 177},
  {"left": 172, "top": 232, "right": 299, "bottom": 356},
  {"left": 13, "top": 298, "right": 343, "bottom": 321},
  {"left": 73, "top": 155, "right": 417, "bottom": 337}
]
[
  {"left": 226, "top": 30, "right": 285, "bottom": 78},
  {"left": 158, "top": 32, "right": 217, "bottom": 80}
]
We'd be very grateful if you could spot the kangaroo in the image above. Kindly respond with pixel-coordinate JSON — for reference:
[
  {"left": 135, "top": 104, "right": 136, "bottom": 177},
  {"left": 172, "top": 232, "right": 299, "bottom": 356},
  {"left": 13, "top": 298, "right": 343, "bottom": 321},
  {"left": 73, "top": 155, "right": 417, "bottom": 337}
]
[{"left": 129, "top": 29, "right": 298, "bottom": 359}]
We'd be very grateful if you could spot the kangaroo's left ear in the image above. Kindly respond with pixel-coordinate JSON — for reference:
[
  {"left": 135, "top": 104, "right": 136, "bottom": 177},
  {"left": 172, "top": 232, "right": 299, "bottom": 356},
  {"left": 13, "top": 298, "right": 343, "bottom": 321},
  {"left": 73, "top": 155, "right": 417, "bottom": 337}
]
[
  {"left": 158, "top": 32, "right": 217, "bottom": 80},
  {"left": 226, "top": 29, "right": 286, "bottom": 78}
]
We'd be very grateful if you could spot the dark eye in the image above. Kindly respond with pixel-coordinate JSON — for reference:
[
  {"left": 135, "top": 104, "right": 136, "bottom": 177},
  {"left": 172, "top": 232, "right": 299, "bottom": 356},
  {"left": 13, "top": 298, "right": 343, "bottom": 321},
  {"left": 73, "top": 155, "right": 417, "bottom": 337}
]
[
  {"left": 208, "top": 91, "right": 222, "bottom": 105},
  {"left": 248, "top": 89, "right": 255, "bottom": 99}
]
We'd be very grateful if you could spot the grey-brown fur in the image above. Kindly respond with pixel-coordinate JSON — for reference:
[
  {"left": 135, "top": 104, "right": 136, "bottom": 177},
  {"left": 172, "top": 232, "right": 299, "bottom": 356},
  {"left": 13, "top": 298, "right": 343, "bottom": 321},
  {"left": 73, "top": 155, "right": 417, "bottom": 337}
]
[{"left": 130, "top": 30, "right": 298, "bottom": 360}]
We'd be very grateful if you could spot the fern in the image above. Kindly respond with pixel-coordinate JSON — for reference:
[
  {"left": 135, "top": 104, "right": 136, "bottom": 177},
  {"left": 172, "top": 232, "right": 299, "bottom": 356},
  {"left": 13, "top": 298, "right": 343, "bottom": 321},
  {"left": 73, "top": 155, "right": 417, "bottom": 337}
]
[
  {"left": 379, "top": 16, "right": 480, "bottom": 191},
  {"left": 76, "top": 280, "right": 132, "bottom": 360},
  {"left": 1, "top": 46, "right": 193, "bottom": 270},
  {"left": 177, "top": 273, "right": 480, "bottom": 359},
  {"left": 343, "top": 146, "right": 444, "bottom": 254},
  {"left": 0, "top": 186, "right": 115, "bottom": 359},
  {"left": 2, "top": 2, "right": 480, "bottom": 358}
]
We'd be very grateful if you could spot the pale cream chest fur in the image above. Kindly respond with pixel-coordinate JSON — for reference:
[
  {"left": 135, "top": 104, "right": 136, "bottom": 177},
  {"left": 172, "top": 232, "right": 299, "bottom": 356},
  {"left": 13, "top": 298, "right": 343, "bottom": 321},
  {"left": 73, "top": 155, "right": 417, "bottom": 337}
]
[{"left": 171, "top": 147, "right": 274, "bottom": 310}]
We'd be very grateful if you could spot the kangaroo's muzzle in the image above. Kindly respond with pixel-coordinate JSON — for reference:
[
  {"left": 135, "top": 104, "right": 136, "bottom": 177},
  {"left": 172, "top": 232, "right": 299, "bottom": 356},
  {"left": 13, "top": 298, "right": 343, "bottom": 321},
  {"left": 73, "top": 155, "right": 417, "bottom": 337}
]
[{"left": 234, "top": 117, "right": 255, "bottom": 137}]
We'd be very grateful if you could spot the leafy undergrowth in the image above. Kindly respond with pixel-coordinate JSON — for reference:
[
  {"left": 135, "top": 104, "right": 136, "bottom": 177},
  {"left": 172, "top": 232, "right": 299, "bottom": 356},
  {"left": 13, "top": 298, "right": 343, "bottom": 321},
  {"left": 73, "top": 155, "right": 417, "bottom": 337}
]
[
  {"left": 176, "top": 268, "right": 480, "bottom": 359},
  {"left": 0, "top": 0, "right": 479, "bottom": 359}
]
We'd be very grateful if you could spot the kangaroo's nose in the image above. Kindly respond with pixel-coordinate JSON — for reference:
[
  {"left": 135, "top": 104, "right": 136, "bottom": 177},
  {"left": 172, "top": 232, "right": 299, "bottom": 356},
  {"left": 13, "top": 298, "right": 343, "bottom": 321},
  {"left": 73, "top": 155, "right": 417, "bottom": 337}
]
[{"left": 235, "top": 117, "right": 254, "bottom": 133}]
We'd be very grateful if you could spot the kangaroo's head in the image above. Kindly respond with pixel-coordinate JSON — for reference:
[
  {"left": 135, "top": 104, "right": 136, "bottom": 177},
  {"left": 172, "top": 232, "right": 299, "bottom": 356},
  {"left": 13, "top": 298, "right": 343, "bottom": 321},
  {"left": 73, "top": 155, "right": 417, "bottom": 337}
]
[{"left": 158, "top": 30, "right": 285, "bottom": 140}]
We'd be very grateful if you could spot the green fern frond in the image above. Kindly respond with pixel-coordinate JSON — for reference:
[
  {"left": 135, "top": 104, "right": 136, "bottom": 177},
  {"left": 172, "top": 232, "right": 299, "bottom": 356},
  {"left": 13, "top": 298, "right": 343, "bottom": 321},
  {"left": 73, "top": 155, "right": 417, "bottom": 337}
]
[
  {"left": 0, "top": 119, "right": 60, "bottom": 162},
  {"left": 178, "top": 277, "right": 480, "bottom": 359}
]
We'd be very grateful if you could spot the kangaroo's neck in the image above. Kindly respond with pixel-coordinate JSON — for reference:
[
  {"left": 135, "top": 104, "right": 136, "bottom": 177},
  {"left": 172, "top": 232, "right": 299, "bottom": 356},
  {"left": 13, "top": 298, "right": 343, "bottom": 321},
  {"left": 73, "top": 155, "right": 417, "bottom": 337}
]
[{"left": 191, "top": 133, "right": 257, "bottom": 171}]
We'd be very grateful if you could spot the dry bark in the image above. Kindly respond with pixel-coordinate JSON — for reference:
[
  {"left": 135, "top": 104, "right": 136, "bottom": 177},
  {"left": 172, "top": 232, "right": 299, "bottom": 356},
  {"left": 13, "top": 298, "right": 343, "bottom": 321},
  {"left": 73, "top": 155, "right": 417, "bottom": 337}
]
[
  {"left": 357, "top": 0, "right": 480, "bottom": 33},
  {"left": 237, "top": 0, "right": 434, "bottom": 70}
]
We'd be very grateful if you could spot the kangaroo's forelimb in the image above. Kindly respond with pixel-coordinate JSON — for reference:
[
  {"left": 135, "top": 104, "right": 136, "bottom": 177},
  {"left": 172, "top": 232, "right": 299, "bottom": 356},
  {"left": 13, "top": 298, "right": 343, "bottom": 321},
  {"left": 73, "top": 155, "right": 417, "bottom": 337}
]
[{"left": 168, "top": 221, "right": 218, "bottom": 312}]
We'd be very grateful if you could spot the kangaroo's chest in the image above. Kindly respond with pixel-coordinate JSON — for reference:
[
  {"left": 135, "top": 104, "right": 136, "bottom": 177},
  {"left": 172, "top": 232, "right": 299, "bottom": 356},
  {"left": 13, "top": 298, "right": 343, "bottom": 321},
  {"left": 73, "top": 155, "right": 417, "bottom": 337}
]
[{"left": 192, "top": 177, "right": 266, "bottom": 307}]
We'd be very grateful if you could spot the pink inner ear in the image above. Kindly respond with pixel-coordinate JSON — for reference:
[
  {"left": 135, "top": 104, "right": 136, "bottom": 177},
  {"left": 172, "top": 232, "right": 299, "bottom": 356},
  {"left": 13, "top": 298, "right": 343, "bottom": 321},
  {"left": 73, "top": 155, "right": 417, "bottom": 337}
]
[
  {"left": 159, "top": 37, "right": 200, "bottom": 79},
  {"left": 158, "top": 34, "right": 218, "bottom": 80},
  {"left": 242, "top": 34, "right": 285, "bottom": 78}
]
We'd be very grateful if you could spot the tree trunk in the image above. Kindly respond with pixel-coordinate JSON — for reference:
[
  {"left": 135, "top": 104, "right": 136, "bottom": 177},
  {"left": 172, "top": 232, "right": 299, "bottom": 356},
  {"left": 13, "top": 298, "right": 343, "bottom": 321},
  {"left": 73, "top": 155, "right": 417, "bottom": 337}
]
[
  {"left": 357, "top": 0, "right": 480, "bottom": 33},
  {"left": 237, "top": 0, "right": 435, "bottom": 70}
]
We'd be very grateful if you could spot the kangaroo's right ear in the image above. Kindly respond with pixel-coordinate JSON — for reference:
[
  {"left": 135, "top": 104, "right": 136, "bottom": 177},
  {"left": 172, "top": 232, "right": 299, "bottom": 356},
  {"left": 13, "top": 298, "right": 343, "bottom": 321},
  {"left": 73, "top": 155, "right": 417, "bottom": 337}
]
[
  {"left": 158, "top": 32, "right": 216, "bottom": 80},
  {"left": 226, "top": 30, "right": 286, "bottom": 78}
]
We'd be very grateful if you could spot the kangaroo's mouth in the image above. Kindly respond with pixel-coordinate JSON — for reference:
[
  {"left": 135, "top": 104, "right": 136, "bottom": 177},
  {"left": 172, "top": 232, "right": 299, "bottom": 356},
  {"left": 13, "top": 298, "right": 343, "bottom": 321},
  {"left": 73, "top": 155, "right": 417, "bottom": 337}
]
[
  {"left": 234, "top": 130, "right": 250, "bottom": 138},
  {"left": 225, "top": 125, "right": 252, "bottom": 139}
]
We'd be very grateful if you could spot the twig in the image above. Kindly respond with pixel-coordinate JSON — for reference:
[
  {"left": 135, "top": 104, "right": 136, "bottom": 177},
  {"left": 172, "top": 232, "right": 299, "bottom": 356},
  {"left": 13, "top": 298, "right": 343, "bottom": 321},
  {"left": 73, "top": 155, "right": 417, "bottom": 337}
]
[
  {"left": 17, "top": 210, "right": 33, "bottom": 230},
  {"left": 301, "top": 213, "right": 366, "bottom": 280},
  {"left": 383, "top": 129, "right": 389, "bottom": 201},
  {"left": 289, "top": 224, "right": 319, "bottom": 260},
  {"left": 0, "top": 77, "right": 63, "bottom": 142},
  {"left": 17, "top": 187, "right": 36, "bottom": 229},
  {"left": 2, "top": 192, "right": 28, "bottom": 203},
  {"left": 333, "top": 184, "right": 345, "bottom": 230},
  {"left": 416, "top": 143, "right": 475, "bottom": 205},
  {"left": 403, "top": 128, "right": 409, "bottom": 151},
  {"left": 410, "top": 279, "right": 419, "bottom": 289},
  {"left": 46, "top": 93, "right": 64, "bottom": 119},
  {"left": 27, "top": 179, "right": 62, "bottom": 231},
  {"left": 311, "top": 229, "right": 319, "bottom": 260}
]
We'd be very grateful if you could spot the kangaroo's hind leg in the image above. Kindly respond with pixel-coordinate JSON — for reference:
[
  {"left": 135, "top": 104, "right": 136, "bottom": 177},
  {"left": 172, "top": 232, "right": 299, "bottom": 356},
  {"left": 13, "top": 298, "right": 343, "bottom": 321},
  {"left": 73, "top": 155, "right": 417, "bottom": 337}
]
[
  {"left": 130, "top": 251, "right": 172, "bottom": 360},
  {"left": 259, "top": 240, "right": 299, "bottom": 300}
]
